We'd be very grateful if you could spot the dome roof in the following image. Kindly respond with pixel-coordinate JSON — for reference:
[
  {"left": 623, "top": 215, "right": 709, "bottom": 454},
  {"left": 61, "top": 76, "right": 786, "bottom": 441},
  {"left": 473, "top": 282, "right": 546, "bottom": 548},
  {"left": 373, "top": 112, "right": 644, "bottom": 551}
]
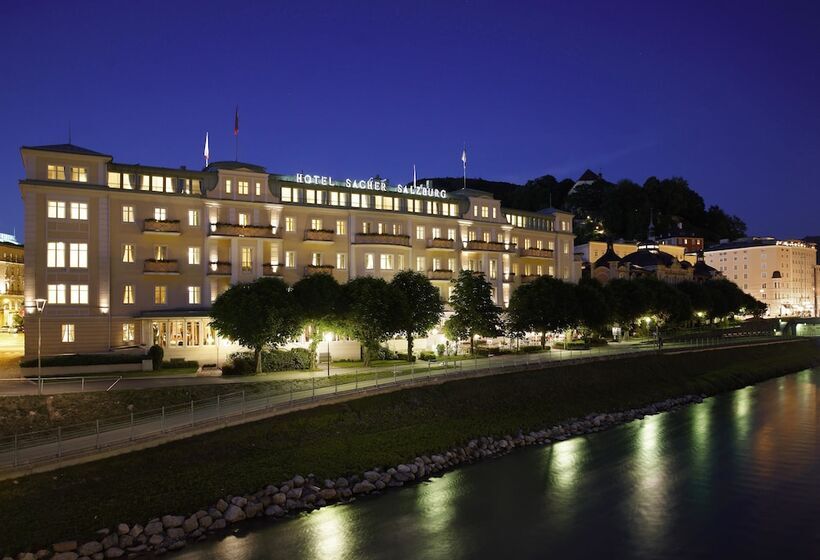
[
  {"left": 594, "top": 246, "right": 622, "bottom": 268},
  {"left": 620, "top": 247, "right": 676, "bottom": 268}
]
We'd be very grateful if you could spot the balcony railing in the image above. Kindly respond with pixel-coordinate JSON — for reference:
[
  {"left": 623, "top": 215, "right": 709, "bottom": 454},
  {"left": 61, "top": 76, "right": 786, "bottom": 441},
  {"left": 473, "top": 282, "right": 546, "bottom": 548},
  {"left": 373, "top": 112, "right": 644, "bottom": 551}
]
[
  {"left": 520, "top": 247, "right": 554, "bottom": 259},
  {"left": 520, "top": 274, "right": 550, "bottom": 284},
  {"left": 464, "top": 240, "right": 516, "bottom": 252},
  {"left": 263, "top": 263, "right": 283, "bottom": 276},
  {"left": 207, "top": 261, "right": 231, "bottom": 275},
  {"left": 427, "top": 238, "right": 456, "bottom": 250},
  {"left": 503, "top": 273, "right": 516, "bottom": 283},
  {"left": 209, "top": 223, "right": 280, "bottom": 238},
  {"left": 143, "top": 259, "right": 179, "bottom": 274},
  {"left": 303, "top": 229, "right": 336, "bottom": 242},
  {"left": 354, "top": 233, "right": 411, "bottom": 247},
  {"left": 304, "top": 264, "right": 336, "bottom": 276},
  {"left": 143, "top": 219, "right": 181, "bottom": 234},
  {"left": 427, "top": 269, "right": 453, "bottom": 281}
]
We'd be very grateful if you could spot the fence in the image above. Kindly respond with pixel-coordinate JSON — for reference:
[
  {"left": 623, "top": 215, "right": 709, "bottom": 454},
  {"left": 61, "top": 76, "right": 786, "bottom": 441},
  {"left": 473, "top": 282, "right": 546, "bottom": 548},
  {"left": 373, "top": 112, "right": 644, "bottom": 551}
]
[{"left": 0, "top": 334, "right": 791, "bottom": 472}]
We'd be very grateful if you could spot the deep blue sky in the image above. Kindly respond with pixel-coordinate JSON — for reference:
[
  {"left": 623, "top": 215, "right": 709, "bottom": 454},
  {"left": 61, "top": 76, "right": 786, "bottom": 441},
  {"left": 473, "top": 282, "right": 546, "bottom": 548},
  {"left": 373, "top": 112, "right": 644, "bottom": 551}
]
[{"left": 1, "top": 0, "right": 818, "bottom": 241}]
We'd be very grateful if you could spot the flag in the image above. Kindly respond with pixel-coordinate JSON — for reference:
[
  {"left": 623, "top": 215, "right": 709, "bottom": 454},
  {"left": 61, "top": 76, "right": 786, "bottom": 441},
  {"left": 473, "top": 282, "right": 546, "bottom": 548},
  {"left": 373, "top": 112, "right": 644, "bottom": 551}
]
[
  {"left": 234, "top": 106, "right": 239, "bottom": 136},
  {"left": 204, "top": 132, "right": 210, "bottom": 166},
  {"left": 461, "top": 144, "right": 467, "bottom": 169},
  {"left": 413, "top": 164, "right": 417, "bottom": 188}
]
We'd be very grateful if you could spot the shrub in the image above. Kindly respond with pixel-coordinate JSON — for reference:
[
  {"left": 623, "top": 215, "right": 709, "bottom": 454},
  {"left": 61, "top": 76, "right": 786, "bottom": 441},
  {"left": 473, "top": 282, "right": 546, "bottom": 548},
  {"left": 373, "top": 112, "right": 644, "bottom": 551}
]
[
  {"left": 436, "top": 343, "right": 446, "bottom": 356},
  {"left": 225, "top": 348, "right": 314, "bottom": 375},
  {"left": 19, "top": 353, "right": 144, "bottom": 368},
  {"left": 221, "top": 356, "right": 255, "bottom": 376},
  {"left": 396, "top": 353, "right": 415, "bottom": 362},
  {"left": 147, "top": 345, "right": 164, "bottom": 370},
  {"left": 161, "top": 359, "right": 199, "bottom": 369},
  {"left": 418, "top": 351, "right": 437, "bottom": 361},
  {"left": 376, "top": 347, "right": 398, "bottom": 360},
  {"left": 586, "top": 337, "right": 609, "bottom": 347},
  {"left": 559, "top": 341, "right": 590, "bottom": 350},
  {"left": 519, "top": 345, "right": 547, "bottom": 353}
]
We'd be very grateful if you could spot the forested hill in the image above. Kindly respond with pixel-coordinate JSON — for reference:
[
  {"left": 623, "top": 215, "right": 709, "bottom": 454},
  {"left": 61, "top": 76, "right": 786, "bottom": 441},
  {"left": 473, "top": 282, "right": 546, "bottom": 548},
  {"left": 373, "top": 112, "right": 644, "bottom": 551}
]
[{"left": 422, "top": 175, "right": 745, "bottom": 244}]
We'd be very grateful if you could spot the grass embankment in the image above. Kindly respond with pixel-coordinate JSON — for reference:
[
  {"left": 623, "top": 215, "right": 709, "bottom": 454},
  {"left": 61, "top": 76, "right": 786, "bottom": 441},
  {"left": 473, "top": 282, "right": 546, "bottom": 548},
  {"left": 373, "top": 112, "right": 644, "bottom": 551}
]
[{"left": 1, "top": 340, "right": 817, "bottom": 554}]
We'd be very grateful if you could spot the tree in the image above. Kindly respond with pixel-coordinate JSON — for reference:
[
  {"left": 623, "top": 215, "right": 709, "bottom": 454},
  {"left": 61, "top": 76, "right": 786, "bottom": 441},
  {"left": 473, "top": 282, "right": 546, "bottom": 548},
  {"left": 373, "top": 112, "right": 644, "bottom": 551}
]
[
  {"left": 210, "top": 277, "right": 302, "bottom": 373},
  {"left": 390, "top": 270, "right": 444, "bottom": 361},
  {"left": 605, "top": 278, "right": 649, "bottom": 330},
  {"left": 634, "top": 277, "right": 692, "bottom": 326},
  {"left": 291, "top": 273, "right": 345, "bottom": 368},
  {"left": 449, "top": 270, "right": 502, "bottom": 354},
  {"left": 507, "top": 277, "right": 579, "bottom": 348},
  {"left": 340, "top": 277, "right": 400, "bottom": 367},
  {"left": 575, "top": 278, "right": 612, "bottom": 336}
]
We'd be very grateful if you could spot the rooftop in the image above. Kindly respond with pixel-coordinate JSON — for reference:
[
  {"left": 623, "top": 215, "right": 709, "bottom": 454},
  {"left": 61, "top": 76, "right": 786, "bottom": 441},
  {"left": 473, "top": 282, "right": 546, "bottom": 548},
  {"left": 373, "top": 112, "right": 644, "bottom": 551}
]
[{"left": 21, "top": 143, "right": 112, "bottom": 159}]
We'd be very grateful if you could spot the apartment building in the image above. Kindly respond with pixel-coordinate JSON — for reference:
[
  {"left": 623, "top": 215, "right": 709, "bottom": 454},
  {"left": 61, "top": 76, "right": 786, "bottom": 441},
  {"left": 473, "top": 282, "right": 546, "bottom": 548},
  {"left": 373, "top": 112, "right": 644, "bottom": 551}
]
[
  {"left": 704, "top": 237, "right": 817, "bottom": 317},
  {"left": 19, "top": 143, "right": 576, "bottom": 362},
  {"left": 0, "top": 234, "right": 24, "bottom": 329}
]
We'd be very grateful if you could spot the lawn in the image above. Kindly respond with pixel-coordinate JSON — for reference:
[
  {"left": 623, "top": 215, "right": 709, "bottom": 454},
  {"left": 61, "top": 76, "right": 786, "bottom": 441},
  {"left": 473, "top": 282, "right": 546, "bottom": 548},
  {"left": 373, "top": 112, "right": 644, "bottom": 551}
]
[{"left": 0, "top": 339, "right": 816, "bottom": 554}]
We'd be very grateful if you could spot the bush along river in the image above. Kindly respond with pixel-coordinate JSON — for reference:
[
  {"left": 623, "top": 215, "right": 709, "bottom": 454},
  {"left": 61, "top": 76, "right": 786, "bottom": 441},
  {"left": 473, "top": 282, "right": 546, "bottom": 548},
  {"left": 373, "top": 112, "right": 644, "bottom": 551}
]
[{"left": 161, "top": 367, "right": 818, "bottom": 560}]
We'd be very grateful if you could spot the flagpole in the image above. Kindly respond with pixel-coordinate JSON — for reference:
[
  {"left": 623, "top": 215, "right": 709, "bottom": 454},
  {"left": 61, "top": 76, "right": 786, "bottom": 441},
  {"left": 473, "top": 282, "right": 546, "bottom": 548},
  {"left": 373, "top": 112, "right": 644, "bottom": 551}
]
[{"left": 462, "top": 142, "right": 467, "bottom": 190}]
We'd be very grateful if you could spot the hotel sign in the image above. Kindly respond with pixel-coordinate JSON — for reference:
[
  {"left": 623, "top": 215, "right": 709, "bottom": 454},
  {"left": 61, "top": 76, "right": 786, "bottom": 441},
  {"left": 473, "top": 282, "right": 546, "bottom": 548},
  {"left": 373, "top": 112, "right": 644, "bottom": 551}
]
[{"left": 295, "top": 173, "right": 449, "bottom": 199}]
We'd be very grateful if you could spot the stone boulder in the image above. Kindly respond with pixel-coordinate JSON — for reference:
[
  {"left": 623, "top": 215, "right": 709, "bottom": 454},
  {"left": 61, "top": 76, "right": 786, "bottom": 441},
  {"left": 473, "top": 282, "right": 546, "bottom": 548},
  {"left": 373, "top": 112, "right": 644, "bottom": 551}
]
[
  {"left": 77, "top": 542, "right": 103, "bottom": 557},
  {"left": 223, "top": 505, "right": 246, "bottom": 524},
  {"left": 161, "top": 515, "right": 185, "bottom": 529}
]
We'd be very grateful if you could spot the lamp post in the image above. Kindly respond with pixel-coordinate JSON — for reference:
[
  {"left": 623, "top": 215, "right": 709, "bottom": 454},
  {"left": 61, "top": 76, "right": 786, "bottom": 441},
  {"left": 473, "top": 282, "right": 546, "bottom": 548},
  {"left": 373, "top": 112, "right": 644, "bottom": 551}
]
[
  {"left": 34, "top": 298, "right": 46, "bottom": 395},
  {"left": 324, "top": 332, "right": 333, "bottom": 377}
]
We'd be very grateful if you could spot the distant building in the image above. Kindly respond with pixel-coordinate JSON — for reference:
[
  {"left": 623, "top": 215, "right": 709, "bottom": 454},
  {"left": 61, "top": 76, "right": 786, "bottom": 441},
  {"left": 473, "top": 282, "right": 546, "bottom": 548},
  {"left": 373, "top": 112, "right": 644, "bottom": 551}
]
[
  {"left": 568, "top": 169, "right": 604, "bottom": 197},
  {"left": 704, "top": 237, "right": 817, "bottom": 317},
  {"left": 580, "top": 239, "right": 714, "bottom": 285},
  {"left": 0, "top": 235, "right": 24, "bottom": 329}
]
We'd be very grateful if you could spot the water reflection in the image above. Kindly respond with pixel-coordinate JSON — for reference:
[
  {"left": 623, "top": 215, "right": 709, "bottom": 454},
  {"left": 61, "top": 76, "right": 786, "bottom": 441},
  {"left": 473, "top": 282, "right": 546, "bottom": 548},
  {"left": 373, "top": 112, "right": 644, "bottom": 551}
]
[
  {"left": 629, "top": 414, "right": 670, "bottom": 555},
  {"left": 300, "top": 504, "right": 350, "bottom": 559}
]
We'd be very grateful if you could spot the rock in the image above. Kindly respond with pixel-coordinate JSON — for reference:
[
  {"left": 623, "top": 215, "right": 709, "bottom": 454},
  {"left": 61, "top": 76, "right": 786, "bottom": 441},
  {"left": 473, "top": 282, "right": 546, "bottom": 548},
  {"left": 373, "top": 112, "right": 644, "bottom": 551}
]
[
  {"left": 77, "top": 543, "right": 103, "bottom": 557},
  {"left": 198, "top": 516, "right": 213, "bottom": 529},
  {"left": 223, "top": 505, "right": 246, "bottom": 523},
  {"left": 128, "top": 525, "right": 143, "bottom": 538},
  {"left": 125, "top": 545, "right": 147, "bottom": 554},
  {"left": 52, "top": 554, "right": 78, "bottom": 560},
  {"left": 116, "top": 524, "right": 129, "bottom": 536},
  {"left": 286, "top": 487, "right": 302, "bottom": 500},
  {"left": 271, "top": 493, "right": 287, "bottom": 506},
  {"left": 36, "top": 551, "right": 50, "bottom": 559},
  {"left": 167, "top": 541, "right": 186, "bottom": 551},
  {"left": 182, "top": 516, "right": 198, "bottom": 533},
  {"left": 101, "top": 533, "right": 118, "bottom": 550},
  {"left": 216, "top": 499, "right": 229, "bottom": 512},
  {"left": 335, "top": 477, "right": 349, "bottom": 488},
  {"left": 17, "top": 553, "right": 35, "bottom": 560},
  {"left": 53, "top": 543, "right": 78, "bottom": 554},
  {"left": 431, "top": 455, "right": 445, "bottom": 465},
  {"left": 104, "top": 548, "right": 124, "bottom": 559},
  {"left": 363, "top": 470, "right": 380, "bottom": 483},
  {"left": 208, "top": 519, "right": 226, "bottom": 531},
  {"left": 352, "top": 481, "right": 375, "bottom": 494},
  {"left": 143, "top": 522, "right": 163, "bottom": 537},
  {"left": 117, "top": 536, "right": 133, "bottom": 549},
  {"left": 161, "top": 515, "right": 184, "bottom": 529},
  {"left": 230, "top": 496, "right": 247, "bottom": 508},
  {"left": 147, "top": 535, "right": 164, "bottom": 547},
  {"left": 166, "top": 528, "right": 185, "bottom": 540},
  {"left": 292, "top": 475, "right": 305, "bottom": 487},
  {"left": 374, "top": 480, "right": 386, "bottom": 490},
  {"left": 397, "top": 464, "right": 411, "bottom": 473},
  {"left": 319, "top": 488, "right": 337, "bottom": 501},
  {"left": 195, "top": 510, "right": 209, "bottom": 519},
  {"left": 245, "top": 502, "right": 263, "bottom": 518},
  {"left": 264, "top": 505, "right": 285, "bottom": 517}
]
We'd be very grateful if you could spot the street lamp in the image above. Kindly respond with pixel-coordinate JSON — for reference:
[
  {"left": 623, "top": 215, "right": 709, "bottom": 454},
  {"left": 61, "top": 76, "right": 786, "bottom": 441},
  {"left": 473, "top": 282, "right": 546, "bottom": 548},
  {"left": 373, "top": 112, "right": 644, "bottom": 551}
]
[
  {"left": 324, "top": 332, "right": 333, "bottom": 377},
  {"left": 34, "top": 298, "right": 46, "bottom": 395}
]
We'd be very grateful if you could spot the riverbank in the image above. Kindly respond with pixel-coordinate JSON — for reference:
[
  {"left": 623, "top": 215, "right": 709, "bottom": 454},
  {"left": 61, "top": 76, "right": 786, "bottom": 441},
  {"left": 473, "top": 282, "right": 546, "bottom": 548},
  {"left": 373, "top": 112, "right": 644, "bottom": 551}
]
[{"left": 1, "top": 339, "right": 817, "bottom": 555}]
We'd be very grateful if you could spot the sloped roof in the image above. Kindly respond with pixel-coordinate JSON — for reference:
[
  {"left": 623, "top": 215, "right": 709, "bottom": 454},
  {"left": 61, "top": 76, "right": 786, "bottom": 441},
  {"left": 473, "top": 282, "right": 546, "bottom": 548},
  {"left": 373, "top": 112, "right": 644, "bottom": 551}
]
[
  {"left": 22, "top": 143, "right": 111, "bottom": 158},
  {"left": 206, "top": 161, "right": 267, "bottom": 173},
  {"left": 620, "top": 248, "right": 676, "bottom": 268},
  {"left": 594, "top": 246, "right": 622, "bottom": 267},
  {"left": 577, "top": 169, "right": 602, "bottom": 182}
]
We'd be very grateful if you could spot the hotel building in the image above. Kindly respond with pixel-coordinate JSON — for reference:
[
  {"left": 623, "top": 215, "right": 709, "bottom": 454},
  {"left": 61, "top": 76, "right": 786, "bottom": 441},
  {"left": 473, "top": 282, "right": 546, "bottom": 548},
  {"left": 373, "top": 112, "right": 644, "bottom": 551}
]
[
  {"left": 19, "top": 143, "right": 576, "bottom": 362},
  {"left": 704, "top": 237, "right": 817, "bottom": 318},
  {"left": 0, "top": 234, "right": 24, "bottom": 329}
]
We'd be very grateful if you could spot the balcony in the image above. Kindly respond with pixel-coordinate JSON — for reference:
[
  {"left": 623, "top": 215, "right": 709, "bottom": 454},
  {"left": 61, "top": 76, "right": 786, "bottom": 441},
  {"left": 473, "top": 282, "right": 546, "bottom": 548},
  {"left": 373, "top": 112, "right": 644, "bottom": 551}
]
[
  {"left": 303, "top": 229, "right": 336, "bottom": 243},
  {"left": 143, "top": 259, "right": 179, "bottom": 275},
  {"left": 503, "top": 272, "right": 516, "bottom": 283},
  {"left": 263, "top": 263, "right": 283, "bottom": 276},
  {"left": 207, "top": 261, "right": 231, "bottom": 276},
  {"left": 209, "top": 223, "right": 280, "bottom": 238},
  {"left": 464, "top": 240, "right": 516, "bottom": 252},
  {"left": 143, "top": 219, "right": 181, "bottom": 235},
  {"left": 354, "top": 233, "right": 411, "bottom": 247},
  {"left": 520, "top": 247, "right": 554, "bottom": 259},
  {"left": 520, "top": 274, "right": 550, "bottom": 284},
  {"left": 427, "top": 238, "right": 456, "bottom": 250},
  {"left": 304, "top": 264, "right": 335, "bottom": 276},
  {"left": 427, "top": 269, "right": 453, "bottom": 281}
]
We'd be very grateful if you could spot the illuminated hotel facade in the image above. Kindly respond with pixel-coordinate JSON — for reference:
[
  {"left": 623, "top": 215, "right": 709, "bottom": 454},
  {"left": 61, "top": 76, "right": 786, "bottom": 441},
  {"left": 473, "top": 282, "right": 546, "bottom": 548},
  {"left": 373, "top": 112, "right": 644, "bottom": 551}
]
[{"left": 19, "top": 143, "right": 576, "bottom": 361}]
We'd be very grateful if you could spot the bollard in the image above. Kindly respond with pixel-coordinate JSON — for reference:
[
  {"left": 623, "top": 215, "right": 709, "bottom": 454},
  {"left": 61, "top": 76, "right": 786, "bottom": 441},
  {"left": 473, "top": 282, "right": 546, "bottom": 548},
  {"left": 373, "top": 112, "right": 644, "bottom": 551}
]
[{"left": 81, "top": 377, "right": 85, "bottom": 392}]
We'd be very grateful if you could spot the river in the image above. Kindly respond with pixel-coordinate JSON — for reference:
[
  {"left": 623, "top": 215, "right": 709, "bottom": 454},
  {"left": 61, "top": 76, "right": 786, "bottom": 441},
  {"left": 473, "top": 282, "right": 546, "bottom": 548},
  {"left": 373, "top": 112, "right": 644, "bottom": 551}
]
[{"left": 176, "top": 368, "right": 818, "bottom": 559}]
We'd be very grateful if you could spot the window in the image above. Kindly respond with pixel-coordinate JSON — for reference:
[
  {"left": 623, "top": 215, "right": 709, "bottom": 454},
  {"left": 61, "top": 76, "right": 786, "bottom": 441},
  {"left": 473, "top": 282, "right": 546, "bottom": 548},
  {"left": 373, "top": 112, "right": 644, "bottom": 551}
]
[
  {"left": 255, "top": 182, "right": 261, "bottom": 196},
  {"left": 61, "top": 324, "right": 75, "bottom": 343},
  {"left": 107, "top": 172, "right": 121, "bottom": 188},
  {"left": 48, "top": 284, "right": 66, "bottom": 304},
  {"left": 154, "top": 285, "right": 167, "bottom": 305},
  {"left": 285, "top": 217, "right": 296, "bottom": 232},
  {"left": 330, "top": 191, "right": 347, "bottom": 206},
  {"left": 481, "top": 206, "right": 489, "bottom": 218},
  {"left": 408, "top": 199, "right": 422, "bottom": 213},
  {"left": 188, "top": 210, "right": 199, "bottom": 226},
  {"left": 238, "top": 213, "right": 250, "bottom": 227},
  {"left": 285, "top": 251, "right": 296, "bottom": 268},
  {"left": 336, "top": 253, "right": 347, "bottom": 270},
  {"left": 416, "top": 256, "right": 425, "bottom": 271},
  {"left": 306, "top": 189, "right": 316, "bottom": 204},
  {"left": 188, "top": 247, "right": 200, "bottom": 265},
  {"left": 482, "top": 232, "right": 490, "bottom": 242},
  {"left": 122, "top": 323, "right": 135, "bottom": 342},
  {"left": 47, "top": 200, "right": 66, "bottom": 218},
  {"left": 122, "top": 205, "right": 134, "bottom": 223},
  {"left": 492, "top": 208, "right": 497, "bottom": 219},
  {"left": 416, "top": 226, "right": 425, "bottom": 240},
  {"left": 432, "top": 227, "right": 441, "bottom": 239},
  {"left": 69, "top": 202, "right": 88, "bottom": 220},
  {"left": 154, "top": 245, "right": 168, "bottom": 260},
  {"left": 362, "top": 222, "right": 371, "bottom": 234},
  {"left": 123, "top": 284, "right": 135, "bottom": 304},
  {"left": 448, "top": 228, "right": 456, "bottom": 240},
  {"left": 336, "top": 220, "right": 346, "bottom": 235},
  {"left": 392, "top": 224, "right": 401, "bottom": 235},
  {"left": 122, "top": 244, "right": 134, "bottom": 263},
  {"left": 311, "top": 218, "right": 323, "bottom": 230},
  {"left": 241, "top": 247, "right": 253, "bottom": 271},
  {"left": 188, "top": 286, "right": 201, "bottom": 305},
  {"left": 377, "top": 223, "right": 385, "bottom": 235},
  {"left": 225, "top": 179, "right": 232, "bottom": 194},
  {"left": 47, "top": 165, "right": 66, "bottom": 180},
  {"left": 47, "top": 242, "right": 65, "bottom": 268},
  {"left": 490, "top": 259, "right": 497, "bottom": 280},
  {"left": 281, "top": 187, "right": 293, "bottom": 202},
  {"left": 69, "top": 243, "right": 88, "bottom": 268},
  {"left": 154, "top": 208, "right": 167, "bottom": 221},
  {"left": 536, "top": 240, "right": 543, "bottom": 250},
  {"left": 122, "top": 174, "right": 134, "bottom": 190},
  {"left": 238, "top": 180, "right": 249, "bottom": 195},
  {"left": 448, "top": 257, "right": 456, "bottom": 271},
  {"left": 365, "top": 253, "right": 375, "bottom": 270},
  {"left": 70, "top": 284, "right": 89, "bottom": 304},
  {"left": 71, "top": 167, "right": 88, "bottom": 182},
  {"left": 311, "top": 252, "right": 322, "bottom": 266},
  {"left": 380, "top": 254, "right": 394, "bottom": 270}
]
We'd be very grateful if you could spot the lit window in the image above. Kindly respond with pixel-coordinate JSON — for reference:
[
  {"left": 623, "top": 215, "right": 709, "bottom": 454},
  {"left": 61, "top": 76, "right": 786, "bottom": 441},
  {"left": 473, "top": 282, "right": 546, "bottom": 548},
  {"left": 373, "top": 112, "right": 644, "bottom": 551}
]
[
  {"left": 416, "top": 226, "right": 425, "bottom": 240},
  {"left": 150, "top": 176, "right": 163, "bottom": 192},
  {"left": 154, "top": 245, "right": 167, "bottom": 260},
  {"left": 281, "top": 187, "right": 293, "bottom": 202},
  {"left": 377, "top": 223, "right": 385, "bottom": 235},
  {"left": 188, "top": 247, "right": 200, "bottom": 265},
  {"left": 416, "top": 256, "right": 425, "bottom": 271},
  {"left": 311, "top": 252, "right": 322, "bottom": 266},
  {"left": 481, "top": 206, "right": 489, "bottom": 218},
  {"left": 305, "top": 189, "right": 316, "bottom": 204},
  {"left": 123, "top": 284, "right": 135, "bottom": 304},
  {"left": 154, "top": 285, "right": 167, "bottom": 305},
  {"left": 482, "top": 232, "right": 490, "bottom": 242},
  {"left": 188, "top": 210, "right": 199, "bottom": 226},
  {"left": 238, "top": 213, "right": 250, "bottom": 227},
  {"left": 392, "top": 224, "right": 401, "bottom": 235},
  {"left": 70, "top": 284, "right": 89, "bottom": 304},
  {"left": 431, "top": 227, "right": 441, "bottom": 239},
  {"left": 69, "top": 202, "right": 88, "bottom": 220},
  {"left": 107, "top": 172, "right": 121, "bottom": 188},
  {"left": 311, "top": 218, "right": 323, "bottom": 230},
  {"left": 225, "top": 179, "right": 232, "bottom": 193},
  {"left": 380, "top": 254, "right": 394, "bottom": 270},
  {"left": 122, "top": 205, "right": 134, "bottom": 223},
  {"left": 448, "top": 228, "right": 456, "bottom": 240},
  {"left": 285, "top": 217, "right": 295, "bottom": 232},
  {"left": 165, "top": 177, "right": 176, "bottom": 193},
  {"left": 122, "top": 244, "right": 134, "bottom": 263},
  {"left": 47, "top": 284, "right": 66, "bottom": 304},
  {"left": 47, "top": 242, "right": 66, "bottom": 268},
  {"left": 122, "top": 174, "right": 133, "bottom": 190},
  {"left": 255, "top": 182, "right": 261, "bottom": 196},
  {"left": 188, "top": 286, "right": 201, "bottom": 305},
  {"left": 492, "top": 207, "right": 497, "bottom": 219},
  {"left": 336, "top": 220, "right": 346, "bottom": 235},
  {"left": 365, "top": 253, "right": 375, "bottom": 270},
  {"left": 238, "top": 180, "right": 249, "bottom": 195},
  {"left": 122, "top": 323, "right": 135, "bottom": 342},
  {"left": 241, "top": 247, "right": 253, "bottom": 271},
  {"left": 47, "top": 200, "right": 66, "bottom": 218},
  {"left": 362, "top": 222, "right": 371, "bottom": 234},
  {"left": 72, "top": 167, "right": 88, "bottom": 182},
  {"left": 154, "top": 208, "right": 167, "bottom": 221},
  {"left": 285, "top": 251, "right": 296, "bottom": 268},
  {"left": 69, "top": 243, "right": 88, "bottom": 268},
  {"left": 140, "top": 175, "right": 150, "bottom": 191},
  {"left": 336, "top": 253, "right": 347, "bottom": 270},
  {"left": 61, "top": 324, "right": 75, "bottom": 343},
  {"left": 47, "top": 165, "right": 66, "bottom": 180}
]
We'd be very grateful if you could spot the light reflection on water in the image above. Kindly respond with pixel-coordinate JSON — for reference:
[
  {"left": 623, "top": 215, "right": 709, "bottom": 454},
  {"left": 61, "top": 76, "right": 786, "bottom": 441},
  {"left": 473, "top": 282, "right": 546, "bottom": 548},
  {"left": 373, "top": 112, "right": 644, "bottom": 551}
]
[{"left": 176, "top": 367, "right": 819, "bottom": 560}]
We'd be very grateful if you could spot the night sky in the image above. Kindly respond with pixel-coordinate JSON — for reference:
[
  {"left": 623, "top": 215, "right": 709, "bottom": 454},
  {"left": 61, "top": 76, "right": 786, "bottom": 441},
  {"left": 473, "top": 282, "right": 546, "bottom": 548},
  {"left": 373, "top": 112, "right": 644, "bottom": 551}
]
[{"left": 1, "top": 1, "right": 818, "bottom": 241}]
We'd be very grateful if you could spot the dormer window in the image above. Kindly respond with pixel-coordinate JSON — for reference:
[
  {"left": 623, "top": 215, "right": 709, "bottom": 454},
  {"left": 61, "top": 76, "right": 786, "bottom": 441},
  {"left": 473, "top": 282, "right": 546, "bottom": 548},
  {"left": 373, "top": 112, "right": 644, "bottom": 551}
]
[
  {"left": 225, "top": 179, "right": 232, "bottom": 194},
  {"left": 481, "top": 206, "right": 489, "bottom": 218},
  {"left": 71, "top": 167, "right": 88, "bottom": 182},
  {"left": 238, "top": 180, "right": 249, "bottom": 195},
  {"left": 255, "top": 182, "right": 261, "bottom": 196},
  {"left": 48, "top": 165, "right": 66, "bottom": 180}
]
